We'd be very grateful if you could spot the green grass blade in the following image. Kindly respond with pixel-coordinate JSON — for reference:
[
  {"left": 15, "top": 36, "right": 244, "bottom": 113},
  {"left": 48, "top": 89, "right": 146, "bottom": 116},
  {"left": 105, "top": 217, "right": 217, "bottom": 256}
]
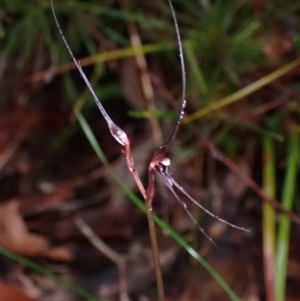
[
  {"left": 184, "top": 57, "right": 300, "bottom": 123},
  {"left": 185, "top": 43, "right": 209, "bottom": 101},
  {"left": 275, "top": 135, "right": 298, "bottom": 301},
  {"left": 262, "top": 137, "right": 276, "bottom": 301},
  {"left": 0, "top": 248, "right": 100, "bottom": 301}
]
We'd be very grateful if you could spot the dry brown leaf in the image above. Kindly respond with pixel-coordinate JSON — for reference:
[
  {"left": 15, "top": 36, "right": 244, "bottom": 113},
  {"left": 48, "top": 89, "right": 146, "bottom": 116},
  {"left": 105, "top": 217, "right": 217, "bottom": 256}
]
[
  {"left": 0, "top": 200, "right": 48, "bottom": 255},
  {"left": 0, "top": 200, "right": 72, "bottom": 260},
  {"left": 0, "top": 281, "right": 34, "bottom": 301}
]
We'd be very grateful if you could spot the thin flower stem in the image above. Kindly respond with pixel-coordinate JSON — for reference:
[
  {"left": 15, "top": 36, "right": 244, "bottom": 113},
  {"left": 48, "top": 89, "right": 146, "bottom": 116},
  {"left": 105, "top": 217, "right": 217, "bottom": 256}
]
[
  {"left": 145, "top": 200, "right": 165, "bottom": 301},
  {"left": 124, "top": 144, "right": 146, "bottom": 199},
  {"left": 159, "top": 0, "right": 186, "bottom": 152},
  {"left": 124, "top": 144, "right": 165, "bottom": 301}
]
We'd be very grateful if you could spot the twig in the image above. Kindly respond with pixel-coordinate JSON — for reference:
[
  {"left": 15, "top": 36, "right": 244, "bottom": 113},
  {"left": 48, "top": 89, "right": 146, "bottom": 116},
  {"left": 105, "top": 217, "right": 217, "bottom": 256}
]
[
  {"left": 0, "top": 132, "right": 27, "bottom": 170},
  {"left": 241, "top": 92, "right": 290, "bottom": 118},
  {"left": 74, "top": 216, "right": 130, "bottom": 301},
  {"left": 200, "top": 135, "right": 300, "bottom": 226},
  {"left": 119, "top": 0, "right": 162, "bottom": 144}
]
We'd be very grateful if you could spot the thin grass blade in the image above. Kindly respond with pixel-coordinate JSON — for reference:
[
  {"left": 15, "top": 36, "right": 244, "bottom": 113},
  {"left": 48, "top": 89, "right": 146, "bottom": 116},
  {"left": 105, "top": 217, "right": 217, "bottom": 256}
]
[
  {"left": 0, "top": 248, "right": 100, "bottom": 301},
  {"left": 184, "top": 57, "right": 300, "bottom": 123},
  {"left": 275, "top": 135, "right": 298, "bottom": 301},
  {"left": 262, "top": 137, "right": 276, "bottom": 301}
]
